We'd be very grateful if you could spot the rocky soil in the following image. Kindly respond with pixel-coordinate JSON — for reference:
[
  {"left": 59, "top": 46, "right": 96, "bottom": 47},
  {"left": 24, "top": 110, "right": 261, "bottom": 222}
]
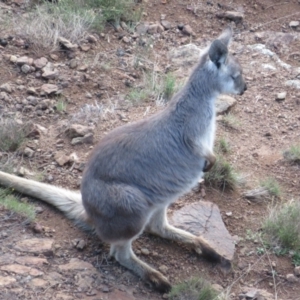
[{"left": 0, "top": 0, "right": 300, "bottom": 299}]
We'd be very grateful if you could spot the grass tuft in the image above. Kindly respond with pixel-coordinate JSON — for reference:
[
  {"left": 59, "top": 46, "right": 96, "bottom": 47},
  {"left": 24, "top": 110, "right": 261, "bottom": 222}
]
[
  {"left": 263, "top": 200, "right": 300, "bottom": 261},
  {"left": 216, "top": 137, "right": 231, "bottom": 154},
  {"left": 0, "top": 188, "right": 36, "bottom": 221},
  {"left": 55, "top": 99, "right": 67, "bottom": 112},
  {"left": 169, "top": 277, "right": 218, "bottom": 300},
  {"left": 221, "top": 113, "right": 241, "bottom": 130},
  {"left": 260, "top": 177, "right": 282, "bottom": 198},
  {"left": 283, "top": 144, "right": 300, "bottom": 164},
  {"left": 0, "top": 118, "right": 31, "bottom": 152},
  {"left": 204, "top": 156, "right": 238, "bottom": 191}
]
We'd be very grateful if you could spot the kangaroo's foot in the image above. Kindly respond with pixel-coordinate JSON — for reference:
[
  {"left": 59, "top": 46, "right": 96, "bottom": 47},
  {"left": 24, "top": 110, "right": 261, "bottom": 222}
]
[{"left": 111, "top": 241, "right": 171, "bottom": 293}]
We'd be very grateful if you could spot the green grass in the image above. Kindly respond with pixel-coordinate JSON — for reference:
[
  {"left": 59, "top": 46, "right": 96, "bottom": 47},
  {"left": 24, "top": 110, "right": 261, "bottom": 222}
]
[
  {"left": 0, "top": 118, "right": 31, "bottom": 152},
  {"left": 222, "top": 113, "right": 241, "bottom": 129},
  {"left": 0, "top": 188, "right": 36, "bottom": 221},
  {"left": 283, "top": 144, "right": 300, "bottom": 164},
  {"left": 204, "top": 156, "right": 238, "bottom": 191},
  {"left": 163, "top": 73, "right": 176, "bottom": 101},
  {"left": 263, "top": 200, "right": 300, "bottom": 263},
  {"left": 216, "top": 137, "right": 231, "bottom": 154},
  {"left": 55, "top": 99, "right": 67, "bottom": 112},
  {"left": 260, "top": 177, "right": 282, "bottom": 198},
  {"left": 169, "top": 277, "right": 218, "bottom": 300}
]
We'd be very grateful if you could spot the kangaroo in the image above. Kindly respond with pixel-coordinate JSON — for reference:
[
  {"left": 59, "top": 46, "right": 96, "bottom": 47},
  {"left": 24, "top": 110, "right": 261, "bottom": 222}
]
[{"left": 0, "top": 27, "right": 246, "bottom": 292}]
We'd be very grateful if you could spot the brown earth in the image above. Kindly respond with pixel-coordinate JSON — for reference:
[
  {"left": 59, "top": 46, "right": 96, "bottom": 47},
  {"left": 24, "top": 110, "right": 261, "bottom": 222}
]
[{"left": 1, "top": 0, "right": 300, "bottom": 299}]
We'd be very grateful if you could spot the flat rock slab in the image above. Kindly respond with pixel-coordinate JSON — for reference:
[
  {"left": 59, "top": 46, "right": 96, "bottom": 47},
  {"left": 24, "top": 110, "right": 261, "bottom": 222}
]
[
  {"left": 170, "top": 201, "right": 235, "bottom": 265},
  {"left": 216, "top": 95, "right": 237, "bottom": 115},
  {"left": 0, "top": 276, "right": 16, "bottom": 287},
  {"left": 58, "top": 258, "right": 95, "bottom": 271},
  {"left": 14, "top": 238, "right": 54, "bottom": 255}
]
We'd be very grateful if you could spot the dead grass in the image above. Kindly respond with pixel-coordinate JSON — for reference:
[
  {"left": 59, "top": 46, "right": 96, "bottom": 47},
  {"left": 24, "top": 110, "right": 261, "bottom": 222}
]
[
  {"left": 0, "top": 118, "right": 31, "bottom": 152},
  {"left": 283, "top": 144, "right": 300, "bottom": 164},
  {"left": 263, "top": 200, "right": 300, "bottom": 264},
  {"left": 169, "top": 277, "right": 219, "bottom": 300}
]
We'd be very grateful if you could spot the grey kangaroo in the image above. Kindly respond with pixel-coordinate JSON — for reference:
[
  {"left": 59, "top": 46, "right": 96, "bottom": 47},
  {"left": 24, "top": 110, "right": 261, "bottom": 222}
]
[{"left": 0, "top": 27, "right": 246, "bottom": 292}]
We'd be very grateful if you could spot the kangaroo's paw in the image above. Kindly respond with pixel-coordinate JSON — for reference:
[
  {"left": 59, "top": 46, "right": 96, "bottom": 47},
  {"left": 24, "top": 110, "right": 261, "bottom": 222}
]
[
  {"left": 203, "top": 153, "right": 216, "bottom": 172},
  {"left": 144, "top": 270, "right": 172, "bottom": 293}
]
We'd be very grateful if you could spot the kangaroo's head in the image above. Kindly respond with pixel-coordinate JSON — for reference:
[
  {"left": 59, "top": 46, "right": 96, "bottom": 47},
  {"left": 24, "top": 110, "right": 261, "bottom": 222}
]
[{"left": 208, "top": 27, "right": 247, "bottom": 96}]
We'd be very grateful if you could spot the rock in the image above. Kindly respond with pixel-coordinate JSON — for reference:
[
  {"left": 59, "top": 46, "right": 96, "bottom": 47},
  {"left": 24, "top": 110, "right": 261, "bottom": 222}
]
[
  {"left": 41, "top": 83, "right": 59, "bottom": 95},
  {"left": 158, "top": 265, "right": 168, "bottom": 274},
  {"left": 182, "top": 24, "right": 195, "bottom": 36},
  {"left": 72, "top": 239, "right": 87, "bottom": 250},
  {"left": 58, "top": 258, "right": 95, "bottom": 271},
  {"left": 286, "top": 273, "right": 298, "bottom": 283},
  {"left": 33, "top": 57, "right": 48, "bottom": 69},
  {"left": 0, "top": 83, "right": 13, "bottom": 93},
  {"left": 14, "top": 238, "right": 54, "bottom": 255},
  {"left": 23, "top": 147, "right": 35, "bottom": 158},
  {"left": 16, "top": 256, "right": 48, "bottom": 267},
  {"left": 141, "top": 248, "right": 150, "bottom": 255},
  {"left": 32, "top": 222, "right": 43, "bottom": 233},
  {"left": 66, "top": 121, "right": 85, "bottom": 137},
  {"left": 285, "top": 80, "right": 300, "bottom": 89},
  {"left": 295, "top": 266, "right": 300, "bottom": 276},
  {"left": 58, "top": 37, "right": 77, "bottom": 50},
  {"left": 0, "top": 276, "right": 16, "bottom": 287},
  {"left": 170, "top": 201, "right": 235, "bottom": 267},
  {"left": 276, "top": 91, "right": 287, "bottom": 101},
  {"left": 289, "top": 21, "right": 299, "bottom": 28},
  {"left": 147, "top": 23, "right": 164, "bottom": 34},
  {"left": 69, "top": 59, "right": 78, "bottom": 69},
  {"left": 21, "top": 64, "right": 32, "bottom": 74},
  {"left": 54, "top": 152, "right": 70, "bottom": 166},
  {"left": 87, "top": 34, "right": 97, "bottom": 43},
  {"left": 80, "top": 44, "right": 91, "bottom": 52},
  {"left": 211, "top": 283, "right": 224, "bottom": 293},
  {"left": 161, "top": 20, "right": 172, "bottom": 30},
  {"left": 78, "top": 64, "right": 88, "bottom": 72},
  {"left": 0, "top": 264, "right": 44, "bottom": 277},
  {"left": 122, "top": 36, "right": 131, "bottom": 44},
  {"left": 9, "top": 55, "right": 17, "bottom": 63},
  {"left": 136, "top": 23, "right": 149, "bottom": 35},
  {"left": 0, "top": 91, "right": 10, "bottom": 102},
  {"left": 42, "top": 68, "right": 58, "bottom": 80},
  {"left": 30, "top": 278, "right": 48, "bottom": 288},
  {"left": 216, "top": 95, "right": 237, "bottom": 115},
  {"left": 216, "top": 11, "right": 244, "bottom": 22},
  {"left": 16, "top": 56, "right": 33, "bottom": 66},
  {"left": 169, "top": 44, "right": 201, "bottom": 69},
  {"left": 71, "top": 133, "right": 94, "bottom": 145}
]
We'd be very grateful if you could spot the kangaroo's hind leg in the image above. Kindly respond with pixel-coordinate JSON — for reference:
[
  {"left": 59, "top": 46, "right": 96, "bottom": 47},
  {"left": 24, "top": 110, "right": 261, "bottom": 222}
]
[
  {"left": 146, "top": 206, "right": 222, "bottom": 260},
  {"left": 110, "top": 240, "right": 171, "bottom": 293}
]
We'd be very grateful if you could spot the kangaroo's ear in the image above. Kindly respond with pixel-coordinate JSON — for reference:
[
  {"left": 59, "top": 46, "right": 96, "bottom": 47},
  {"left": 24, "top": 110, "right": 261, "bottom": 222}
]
[
  {"left": 208, "top": 39, "right": 228, "bottom": 68},
  {"left": 217, "top": 26, "right": 233, "bottom": 47}
]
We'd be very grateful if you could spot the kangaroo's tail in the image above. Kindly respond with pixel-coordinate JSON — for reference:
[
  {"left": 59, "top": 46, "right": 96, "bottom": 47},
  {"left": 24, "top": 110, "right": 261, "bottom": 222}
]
[{"left": 0, "top": 171, "right": 92, "bottom": 230}]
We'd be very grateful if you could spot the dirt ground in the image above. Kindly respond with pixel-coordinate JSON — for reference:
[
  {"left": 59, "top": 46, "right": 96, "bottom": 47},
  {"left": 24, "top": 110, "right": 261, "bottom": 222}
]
[{"left": 0, "top": 0, "right": 300, "bottom": 299}]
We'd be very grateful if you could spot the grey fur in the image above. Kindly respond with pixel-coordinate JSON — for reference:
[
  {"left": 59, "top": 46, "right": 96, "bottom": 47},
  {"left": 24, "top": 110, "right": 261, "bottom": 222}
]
[{"left": 0, "top": 27, "right": 247, "bottom": 293}]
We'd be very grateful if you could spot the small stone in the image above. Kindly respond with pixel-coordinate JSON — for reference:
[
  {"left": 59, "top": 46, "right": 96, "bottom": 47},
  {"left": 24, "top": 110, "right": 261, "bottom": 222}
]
[
  {"left": 182, "top": 24, "right": 196, "bottom": 36},
  {"left": 23, "top": 147, "right": 35, "bottom": 158},
  {"left": 16, "top": 56, "right": 33, "bottom": 66},
  {"left": 0, "top": 83, "right": 13, "bottom": 93},
  {"left": 289, "top": 21, "right": 299, "bottom": 28},
  {"left": 147, "top": 23, "right": 164, "bottom": 34},
  {"left": 276, "top": 92, "right": 287, "bottom": 101},
  {"left": 161, "top": 20, "right": 172, "bottom": 30},
  {"left": 225, "top": 211, "right": 232, "bottom": 217},
  {"left": 33, "top": 57, "right": 48, "bottom": 69},
  {"left": 295, "top": 266, "right": 300, "bottom": 276},
  {"left": 21, "top": 64, "right": 31, "bottom": 74},
  {"left": 77, "top": 64, "right": 88, "bottom": 72},
  {"left": 0, "top": 264, "right": 44, "bottom": 277},
  {"left": 141, "top": 248, "right": 150, "bottom": 255},
  {"left": 42, "top": 69, "right": 58, "bottom": 80},
  {"left": 136, "top": 22, "right": 149, "bottom": 35},
  {"left": 71, "top": 133, "right": 94, "bottom": 145},
  {"left": 35, "top": 206, "right": 44, "bottom": 214},
  {"left": 69, "top": 59, "right": 78, "bottom": 69},
  {"left": 58, "top": 258, "right": 95, "bottom": 271},
  {"left": 32, "top": 223, "right": 43, "bottom": 233},
  {"left": 87, "top": 34, "right": 97, "bottom": 43},
  {"left": 58, "top": 37, "right": 77, "bottom": 50},
  {"left": 41, "top": 84, "right": 59, "bottom": 95},
  {"left": 122, "top": 36, "right": 131, "bottom": 44},
  {"left": 54, "top": 152, "right": 70, "bottom": 166},
  {"left": 14, "top": 238, "right": 54, "bottom": 255},
  {"left": 0, "top": 91, "right": 10, "bottom": 102},
  {"left": 80, "top": 44, "right": 91, "bottom": 52},
  {"left": 158, "top": 265, "right": 168, "bottom": 274},
  {"left": 216, "top": 11, "right": 244, "bottom": 22},
  {"left": 211, "top": 283, "right": 224, "bottom": 293},
  {"left": 286, "top": 273, "right": 298, "bottom": 283},
  {"left": 66, "top": 124, "right": 93, "bottom": 138},
  {"left": 10, "top": 55, "right": 18, "bottom": 63},
  {"left": 216, "top": 95, "right": 237, "bottom": 115}
]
